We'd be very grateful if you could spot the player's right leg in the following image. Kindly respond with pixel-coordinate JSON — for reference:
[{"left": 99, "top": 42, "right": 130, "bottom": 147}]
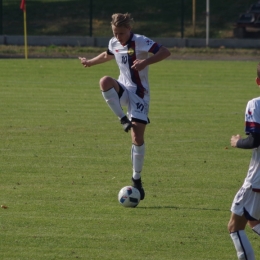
[{"left": 99, "top": 76, "right": 132, "bottom": 132}]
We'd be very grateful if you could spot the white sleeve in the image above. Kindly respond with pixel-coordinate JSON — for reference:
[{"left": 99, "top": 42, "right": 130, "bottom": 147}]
[{"left": 137, "top": 35, "right": 156, "bottom": 52}]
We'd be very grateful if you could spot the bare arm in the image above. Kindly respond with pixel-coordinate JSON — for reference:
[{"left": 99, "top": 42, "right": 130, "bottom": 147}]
[
  {"left": 131, "top": 46, "right": 171, "bottom": 71},
  {"left": 79, "top": 52, "right": 114, "bottom": 67}
]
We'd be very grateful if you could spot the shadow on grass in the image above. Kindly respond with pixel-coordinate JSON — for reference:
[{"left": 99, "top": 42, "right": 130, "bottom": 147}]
[{"left": 137, "top": 205, "right": 228, "bottom": 211}]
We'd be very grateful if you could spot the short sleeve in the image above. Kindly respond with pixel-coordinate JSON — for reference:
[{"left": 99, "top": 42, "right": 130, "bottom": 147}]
[
  {"left": 137, "top": 35, "right": 162, "bottom": 54},
  {"left": 245, "top": 99, "right": 260, "bottom": 134}
]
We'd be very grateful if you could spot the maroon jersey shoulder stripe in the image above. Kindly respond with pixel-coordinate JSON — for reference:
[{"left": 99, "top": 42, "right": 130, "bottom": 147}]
[{"left": 149, "top": 43, "right": 162, "bottom": 54}]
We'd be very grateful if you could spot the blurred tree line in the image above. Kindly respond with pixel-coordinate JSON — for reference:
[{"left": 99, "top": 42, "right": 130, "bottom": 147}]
[{"left": 0, "top": 0, "right": 257, "bottom": 38}]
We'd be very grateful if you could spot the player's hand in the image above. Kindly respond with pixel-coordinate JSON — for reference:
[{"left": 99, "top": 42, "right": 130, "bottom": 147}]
[
  {"left": 230, "top": 134, "right": 241, "bottom": 147},
  {"left": 131, "top": 59, "right": 147, "bottom": 71},
  {"left": 78, "top": 57, "right": 91, "bottom": 67}
]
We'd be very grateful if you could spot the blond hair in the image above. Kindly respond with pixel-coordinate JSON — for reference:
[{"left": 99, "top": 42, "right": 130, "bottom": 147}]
[{"left": 111, "top": 13, "right": 134, "bottom": 29}]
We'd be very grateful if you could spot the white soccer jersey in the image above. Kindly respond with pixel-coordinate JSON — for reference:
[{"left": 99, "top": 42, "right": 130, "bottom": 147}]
[
  {"left": 107, "top": 33, "right": 161, "bottom": 102},
  {"left": 243, "top": 97, "right": 260, "bottom": 189}
]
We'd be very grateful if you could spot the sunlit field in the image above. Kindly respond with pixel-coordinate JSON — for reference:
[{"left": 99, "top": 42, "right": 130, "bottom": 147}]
[{"left": 0, "top": 59, "right": 258, "bottom": 259}]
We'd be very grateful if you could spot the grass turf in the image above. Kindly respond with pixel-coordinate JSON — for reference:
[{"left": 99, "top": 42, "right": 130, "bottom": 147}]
[
  {"left": 1, "top": 45, "right": 260, "bottom": 59},
  {"left": 0, "top": 58, "right": 259, "bottom": 259}
]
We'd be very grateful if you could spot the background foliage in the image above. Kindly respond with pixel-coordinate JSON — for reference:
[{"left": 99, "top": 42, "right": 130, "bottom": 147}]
[{"left": 1, "top": 0, "right": 259, "bottom": 38}]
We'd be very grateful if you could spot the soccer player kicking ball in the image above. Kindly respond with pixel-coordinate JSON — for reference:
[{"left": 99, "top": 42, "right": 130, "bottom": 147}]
[
  {"left": 228, "top": 63, "right": 260, "bottom": 259},
  {"left": 79, "top": 13, "right": 171, "bottom": 200}
]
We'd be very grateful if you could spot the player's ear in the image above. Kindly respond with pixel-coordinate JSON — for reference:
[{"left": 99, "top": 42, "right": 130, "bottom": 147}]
[{"left": 256, "top": 77, "right": 260, "bottom": 86}]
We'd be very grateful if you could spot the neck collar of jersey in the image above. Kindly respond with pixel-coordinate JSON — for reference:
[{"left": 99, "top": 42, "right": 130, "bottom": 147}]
[{"left": 124, "top": 32, "right": 133, "bottom": 46}]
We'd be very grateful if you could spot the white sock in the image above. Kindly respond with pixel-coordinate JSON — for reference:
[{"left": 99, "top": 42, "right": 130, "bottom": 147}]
[
  {"left": 131, "top": 143, "right": 145, "bottom": 180},
  {"left": 230, "top": 230, "right": 255, "bottom": 260},
  {"left": 102, "top": 88, "right": 125, "bottom": 119},
  {"left": 252, "top": 223, "right": 260, "bottom": 236}
]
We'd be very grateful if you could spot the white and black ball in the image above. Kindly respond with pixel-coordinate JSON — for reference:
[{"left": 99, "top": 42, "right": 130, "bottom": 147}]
[{"left": 118, "top": 186, "right": 140, "bottom": 207}]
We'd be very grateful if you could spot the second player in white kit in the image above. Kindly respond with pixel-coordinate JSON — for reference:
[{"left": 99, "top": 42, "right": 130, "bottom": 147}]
[{"left": 229, "top": 63, "right": 260, "bottom": 260}]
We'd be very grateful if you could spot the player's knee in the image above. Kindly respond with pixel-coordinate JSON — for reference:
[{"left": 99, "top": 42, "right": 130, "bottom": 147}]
[
  {"left": 99, "top": 76, "right": 108, "bottom": 89},
  {"left": 132, "top": 136, "right": 144, "bottom": 146},
  {"left": 99, "top": 76, "right": 113, "bottom": 91},
  {"left": 228, "top": 219, "right": 236, "bottom": 233},
  {"left": 228, "top": 222, "right": 232, "bottom": 233}
]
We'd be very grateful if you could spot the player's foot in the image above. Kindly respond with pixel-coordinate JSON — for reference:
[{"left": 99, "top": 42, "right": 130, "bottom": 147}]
[
  {"left": 120, "top": 116, "right": 133, "bottom": 132},
  {"left": 132, "top": 177, "right": 145, "bottom": 200}
]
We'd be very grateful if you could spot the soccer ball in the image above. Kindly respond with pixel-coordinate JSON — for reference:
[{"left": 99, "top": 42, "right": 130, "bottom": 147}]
[{"left": 118, "top": 186, "right": 140, "bottom": 207}]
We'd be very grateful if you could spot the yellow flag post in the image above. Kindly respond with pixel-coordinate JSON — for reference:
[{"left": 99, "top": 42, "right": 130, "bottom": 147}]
[{"left": 20, "top": 0, "right": 28, "bottom": 59}]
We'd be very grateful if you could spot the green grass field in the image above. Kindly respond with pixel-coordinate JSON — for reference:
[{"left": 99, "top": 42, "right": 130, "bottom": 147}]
[{"left": 0, "top": 58, "right": 259, "bottom": 259}]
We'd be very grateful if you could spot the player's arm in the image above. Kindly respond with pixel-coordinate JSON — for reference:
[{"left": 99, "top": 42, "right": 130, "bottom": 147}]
[
  {"left": 79, "top": 51, "right": 114, "bottom": 68},
  {"left": 231, "top": 133, "right": 260, "bottom": 149},
  {"left": 144, "top": 46, "right": 171, "bottom": 66},
  {"left": 131, "top": 46, "right": 171, "bottom": 71}
]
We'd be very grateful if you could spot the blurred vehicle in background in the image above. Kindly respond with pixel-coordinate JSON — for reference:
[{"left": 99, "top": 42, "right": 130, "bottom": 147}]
[{"left": 233, "top": 1, "right": 260, "bottom": 38}]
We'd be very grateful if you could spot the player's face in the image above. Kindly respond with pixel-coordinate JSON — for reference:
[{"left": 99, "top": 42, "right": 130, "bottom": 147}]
[{"left": 112, "top": 25, "right": 131, "bottom": 46}]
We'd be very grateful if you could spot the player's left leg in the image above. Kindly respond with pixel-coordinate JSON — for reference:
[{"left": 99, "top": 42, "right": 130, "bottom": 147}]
[
  {"left": 131, "top": 122, "right": 146, "bottom": 200},
  {"left": 228, "top": 213, "right": 255, "bottom": 260},
  {"left": 124, "top": 90, "right": 149, "bottom": 200}
]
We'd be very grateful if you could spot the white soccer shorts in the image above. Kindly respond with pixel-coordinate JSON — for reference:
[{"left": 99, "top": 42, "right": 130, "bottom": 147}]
[
  {"left": 231, "top": 186, "right": 260, "bottom": 220},
  {"left": 119, "top": 84, "right": 149, "bottom": 124}
]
